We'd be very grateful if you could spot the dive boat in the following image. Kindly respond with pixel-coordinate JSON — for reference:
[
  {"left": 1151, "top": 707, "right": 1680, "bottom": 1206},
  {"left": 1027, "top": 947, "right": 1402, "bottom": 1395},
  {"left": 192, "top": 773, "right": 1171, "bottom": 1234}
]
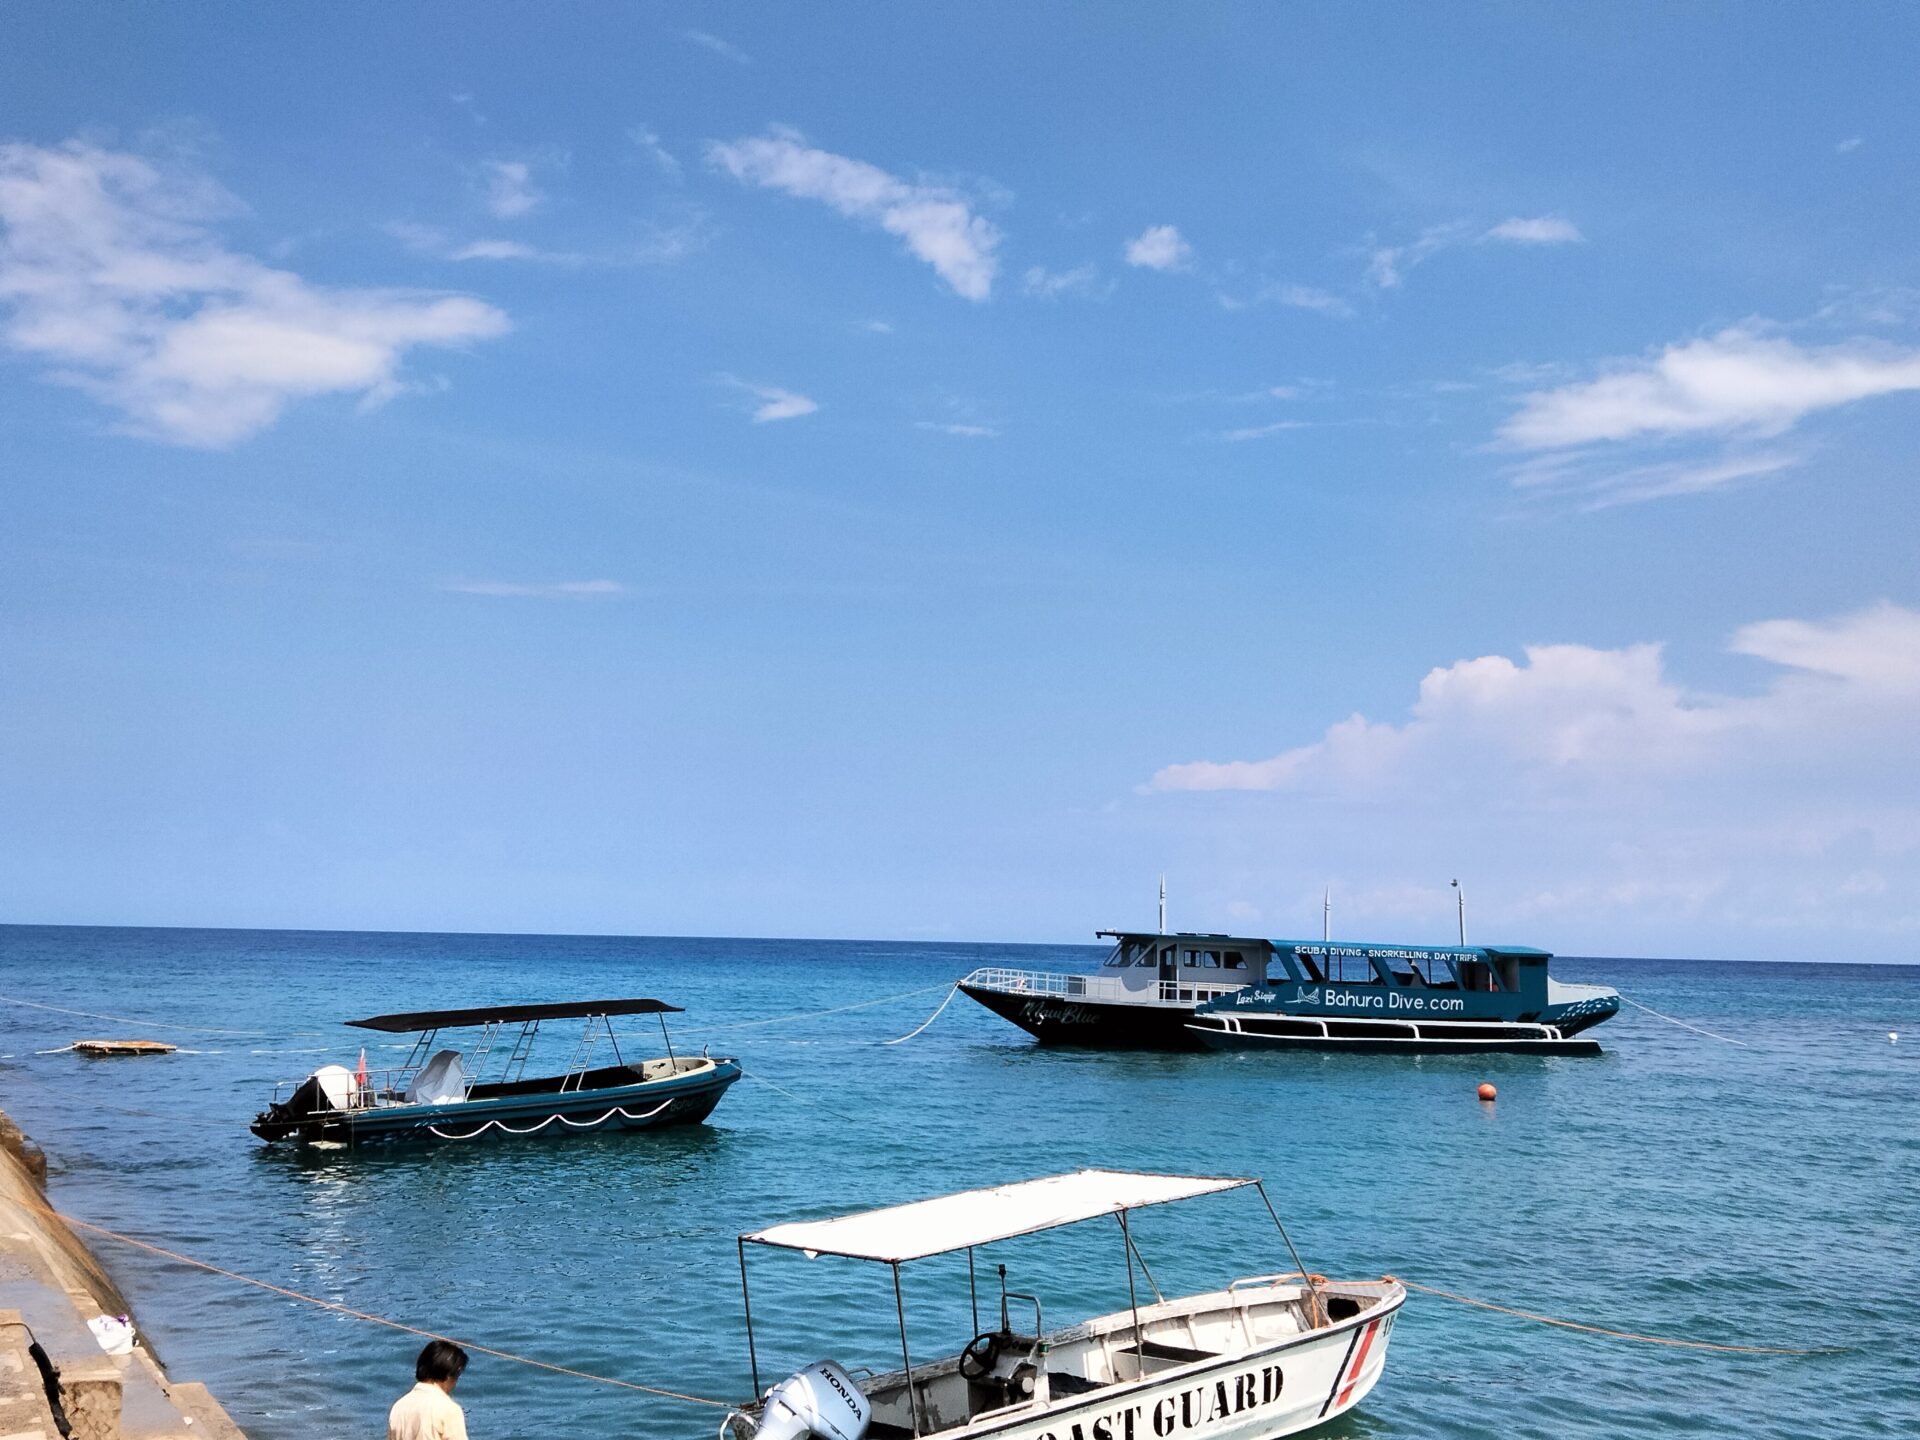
[
  {"left": 1188, "top": 942, "right": 1619, "bottom": 1055},
  {"left": 250, "top": 998, "right": 740, "bottom": 1146},
  {"left": 727, "top": 1168, "right": 1402, "bottom": 1440},
  {"left": 957, "top": 931, "right": 1270, "bottom": 1049}
]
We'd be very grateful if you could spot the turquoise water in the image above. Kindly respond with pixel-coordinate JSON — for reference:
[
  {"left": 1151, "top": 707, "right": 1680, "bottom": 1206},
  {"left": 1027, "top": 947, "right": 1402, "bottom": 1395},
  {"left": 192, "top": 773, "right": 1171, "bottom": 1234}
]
[{"left": 0, "top": 926, "right": 1915, "bottom": 1439}]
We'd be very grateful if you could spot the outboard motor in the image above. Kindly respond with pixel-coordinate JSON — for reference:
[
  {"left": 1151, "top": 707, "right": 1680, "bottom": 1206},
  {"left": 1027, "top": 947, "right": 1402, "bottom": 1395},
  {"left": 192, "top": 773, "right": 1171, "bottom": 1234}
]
[{"left": 734, "top": 1361, "right": 870, "bottom": 1440}]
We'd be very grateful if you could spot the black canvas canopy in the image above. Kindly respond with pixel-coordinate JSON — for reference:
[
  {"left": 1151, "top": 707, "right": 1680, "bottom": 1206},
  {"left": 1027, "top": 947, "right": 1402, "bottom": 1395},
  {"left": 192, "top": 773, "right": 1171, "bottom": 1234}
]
[{"left": 347, "top": 998, "right": 682, "bottom": 1033}]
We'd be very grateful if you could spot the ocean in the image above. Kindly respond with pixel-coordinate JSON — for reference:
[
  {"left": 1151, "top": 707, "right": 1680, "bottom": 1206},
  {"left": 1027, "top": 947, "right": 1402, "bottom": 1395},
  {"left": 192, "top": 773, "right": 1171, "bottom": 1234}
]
[{"left": 0, "top": 926, "right": 1914, "bottom": 1439}]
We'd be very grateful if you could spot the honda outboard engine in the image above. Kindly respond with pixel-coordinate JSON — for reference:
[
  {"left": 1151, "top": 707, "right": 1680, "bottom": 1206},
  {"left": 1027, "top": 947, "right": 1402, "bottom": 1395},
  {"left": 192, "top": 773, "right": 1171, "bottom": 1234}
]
[{"left": 736, "top": 1361, "right": 870, "bottom": 1440}]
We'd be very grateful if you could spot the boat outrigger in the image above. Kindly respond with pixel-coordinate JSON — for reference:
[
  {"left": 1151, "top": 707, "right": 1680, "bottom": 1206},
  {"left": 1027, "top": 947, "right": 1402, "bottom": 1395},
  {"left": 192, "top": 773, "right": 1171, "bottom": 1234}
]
[
  {"left": 250, "top": 998, "right": 740, "bottom": 1146},
  {"left": 728, "top": 1169, "right": 1402, "bottom": 1440},
  {"left": 1188, "top": 942, "right": 1620, "bottom": 1056}
]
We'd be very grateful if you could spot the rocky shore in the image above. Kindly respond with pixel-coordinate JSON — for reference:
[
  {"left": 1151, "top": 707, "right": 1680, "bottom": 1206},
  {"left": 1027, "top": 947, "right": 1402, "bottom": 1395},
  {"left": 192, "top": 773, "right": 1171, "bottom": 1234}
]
[{"left": 0, "top": 1108, "right": 247, "bottom": 1440}]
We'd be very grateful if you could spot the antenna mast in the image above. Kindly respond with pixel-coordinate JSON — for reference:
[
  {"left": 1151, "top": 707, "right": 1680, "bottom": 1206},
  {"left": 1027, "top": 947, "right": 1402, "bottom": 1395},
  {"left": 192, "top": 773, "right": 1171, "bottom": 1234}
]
[
  {"left": 1451, "top": 879, "right": 1466, "bottom": 946},
  {"left": 1323, "top": 886, "right": 1331, "bottom": 943},
  {"left": 1158, "top": 875, "right": 1166, "bottom": 935}
]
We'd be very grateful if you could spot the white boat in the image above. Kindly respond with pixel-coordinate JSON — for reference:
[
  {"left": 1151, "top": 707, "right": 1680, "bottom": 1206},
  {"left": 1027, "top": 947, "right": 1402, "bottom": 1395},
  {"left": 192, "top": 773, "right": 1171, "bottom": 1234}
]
[{"left": 726, "top": 1169, "right": 1403, "bottom": 1440}]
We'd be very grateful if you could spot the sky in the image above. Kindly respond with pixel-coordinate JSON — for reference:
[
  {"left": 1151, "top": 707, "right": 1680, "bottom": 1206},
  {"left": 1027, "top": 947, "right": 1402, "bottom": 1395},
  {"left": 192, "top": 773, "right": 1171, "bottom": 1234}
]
[{"left": 2, "top": 4, "right": 1918, "bottom": 960}]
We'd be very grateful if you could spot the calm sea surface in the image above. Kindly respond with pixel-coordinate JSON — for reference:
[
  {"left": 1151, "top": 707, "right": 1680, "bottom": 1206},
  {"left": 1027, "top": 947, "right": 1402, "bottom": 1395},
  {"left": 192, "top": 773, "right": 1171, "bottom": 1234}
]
[{"left": 0, "top": 927, "right": 1914, "bottom": 1439}]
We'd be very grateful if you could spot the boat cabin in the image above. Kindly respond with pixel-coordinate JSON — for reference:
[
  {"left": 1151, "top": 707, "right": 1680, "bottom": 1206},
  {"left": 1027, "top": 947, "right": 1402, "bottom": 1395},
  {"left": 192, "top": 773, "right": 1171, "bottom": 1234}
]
[
  {"left": 1093, "top": 930, "right": 1277, "bottom": 1004},
  {"left": 1267, "top": 942, "right": 1547, "bottom": 998}
]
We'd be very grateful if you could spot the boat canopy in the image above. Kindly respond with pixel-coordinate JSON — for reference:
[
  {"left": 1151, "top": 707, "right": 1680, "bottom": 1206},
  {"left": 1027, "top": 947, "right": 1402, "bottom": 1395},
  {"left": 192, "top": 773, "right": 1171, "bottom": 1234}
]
[
  {"left": 743, "top": 1168, "right": 1256, "bottom": 1262},
  {"left": 346, "top": 998, "right": 683, "bottom": 1033}
]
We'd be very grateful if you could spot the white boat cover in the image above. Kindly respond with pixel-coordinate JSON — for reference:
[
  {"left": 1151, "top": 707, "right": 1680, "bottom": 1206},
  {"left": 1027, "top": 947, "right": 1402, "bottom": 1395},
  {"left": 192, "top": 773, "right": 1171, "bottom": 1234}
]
[
  {"left": 313, "top": 1064, "right": 356, "bottom": 1111},
  {"left": 405, "top": 1050, "right": 468, "bottom": 1105},
  {"left": 745, "top": 1169, "right": 1255, "bottom": 1262}
]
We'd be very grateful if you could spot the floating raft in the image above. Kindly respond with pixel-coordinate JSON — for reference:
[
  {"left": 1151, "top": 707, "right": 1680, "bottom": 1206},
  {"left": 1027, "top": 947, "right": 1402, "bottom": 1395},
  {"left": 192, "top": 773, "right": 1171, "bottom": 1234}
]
[{"left": 71, "top": 1039, "right": 177, "bottom": 1057}]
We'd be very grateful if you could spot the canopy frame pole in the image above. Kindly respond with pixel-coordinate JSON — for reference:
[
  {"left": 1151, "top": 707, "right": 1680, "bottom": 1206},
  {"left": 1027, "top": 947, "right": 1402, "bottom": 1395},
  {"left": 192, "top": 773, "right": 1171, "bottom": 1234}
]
[
  {"left": 658, "top": 1012, "right": 678, "bottom": 1067},
  {"left": 1253, "top": 1181, "right": 1324, "bottom": 1327},
  {"left": 893, "top": 1262, "right": 921, "bottom": 1436},
  {"left": 1118, "top": 1210, "right": 1143, "bottom": 1361},
  {"left": 1125, "top": 1224, "right": 1165, "bottom": 1303},
  {"left": 739, "top": 1240, "right": 761, "bottom": 1396},
  {"left": 967, "top": 1247, "right": 979, "bottom": 1334},
  {"left": 604, "top": 1015, "right": 625, "bottom": 1068}
]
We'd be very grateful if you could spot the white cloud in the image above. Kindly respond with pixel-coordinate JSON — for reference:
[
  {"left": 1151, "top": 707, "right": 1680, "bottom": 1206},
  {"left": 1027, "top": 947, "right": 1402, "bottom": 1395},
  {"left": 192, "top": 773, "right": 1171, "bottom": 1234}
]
[
  {"left": 441, "top": 579, "right": 625, "bottom": 598},
  {"left": 1267, "top": 283, "right": 1352, "bottom": 317},
  {"left": 1147, "top": 602, "right": 1920, "bottom": 797},
  {"left": 685, "top": 29, "right": 751, "bottom": 64},
  {"left": 1023, "top": 263, "right": 1108, "bottom": 300},
  {"left": 628, "top": 125, "right": 681, "bottom": 177},
  {"left": 1215, "top": 420, "right": 1311, "bottom": 443},
  {"left": 1365, "top": 222, "right": 1471, "bottom": 289},
  {"left": 916, "top": 420, "right": 998, "bottom": 438},
  {"left": 0, "top": 140, "right": 508, "bottom": 447},
  {"left": 1123, "top": 224, "right": 1191, "bottom": 271},
  {"left": 1499, "top": 328, "right": 1920, "bottom": 450},
  {"left": 1485, "top": 216, "right": 1584, "bottom": 245},
  {"left": 861, "top": 319, "right": 894, "bottom": 334},
  {"left": 481, "top": 159, "right": 542, "bottom": 219},
  {"left": 707, "top": 129, "right": 1002, "bottom": 300},
  {"left": 717, "top": 376, "right": 817, "bottom": 423},
  {"left": 448, "top": 238, "right": 544, "bottom": 262},
  {"left": 1836, "top": 135, "right": 1864, "bottom": 154},
  {"left": 387, "top": 217, "right": 698, "bottom": 268},
  {"left": 1509, "top": 449, "right": 1799, "bottom": 510}
]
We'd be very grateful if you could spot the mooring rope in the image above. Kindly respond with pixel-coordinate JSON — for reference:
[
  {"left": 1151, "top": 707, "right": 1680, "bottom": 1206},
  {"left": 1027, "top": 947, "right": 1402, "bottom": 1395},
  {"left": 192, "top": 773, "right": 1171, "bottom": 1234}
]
[
  {"left": 736, "top": 1068, "right": 862, "bottom": 1122},
  {"left": 12, "top": 1196, "right": 736, "bottom": 1409},
  {"left": 1617, "top": 994, "right": 1748, "bottom": 1047},
  {"left": 0, "top": 993, "right": 320, "bottom": 1039},
  {"left": 882, "top": 985, "right": 960, "bottom": 1045},
  {"left": 1391, "top": 1278, "right": 1845, "bottom": 1354},
  {"left": 701, "top": 981, "right": 954, "bottom": 1034}
]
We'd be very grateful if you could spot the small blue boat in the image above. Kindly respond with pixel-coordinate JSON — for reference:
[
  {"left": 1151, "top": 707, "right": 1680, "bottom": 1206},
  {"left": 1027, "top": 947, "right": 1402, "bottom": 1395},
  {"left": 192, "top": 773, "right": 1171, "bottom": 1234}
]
[
  {"left": 1188, "top": 941, "right": 1620, "bottom": 1055},
  {"left": 250, "top": 998, "right": 741, "bottom": 1146}
]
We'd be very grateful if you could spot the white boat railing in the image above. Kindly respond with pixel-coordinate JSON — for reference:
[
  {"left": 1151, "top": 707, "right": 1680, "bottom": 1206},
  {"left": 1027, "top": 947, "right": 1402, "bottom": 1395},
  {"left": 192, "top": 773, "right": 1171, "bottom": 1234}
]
[{"left": 963, "top": 967, "right": 1246, "bottom": 1006}]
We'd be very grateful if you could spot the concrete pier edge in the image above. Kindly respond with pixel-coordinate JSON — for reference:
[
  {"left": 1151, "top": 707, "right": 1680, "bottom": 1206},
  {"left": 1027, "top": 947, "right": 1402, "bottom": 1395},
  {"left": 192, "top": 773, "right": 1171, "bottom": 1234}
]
[{"left": 0, "top": 1105, "right": 248, "bottom": 1440}]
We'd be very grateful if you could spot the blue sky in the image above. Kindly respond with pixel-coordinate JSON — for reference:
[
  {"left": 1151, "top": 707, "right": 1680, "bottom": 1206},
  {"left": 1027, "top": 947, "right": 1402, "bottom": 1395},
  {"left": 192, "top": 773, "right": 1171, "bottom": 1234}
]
[{"left": 3, "top": 5, "right": 1918, "bottom": 958}]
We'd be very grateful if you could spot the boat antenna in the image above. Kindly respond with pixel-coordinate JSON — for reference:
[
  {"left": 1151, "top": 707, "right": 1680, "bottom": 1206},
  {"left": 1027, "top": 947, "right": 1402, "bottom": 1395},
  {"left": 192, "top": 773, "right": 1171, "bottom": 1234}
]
[
  {"left": 1158, "top": 875, "right": 1166, "bottom": 935},
  {"left": 1323, "top": 885, "right": 1330, "bottom": 943},
  {"left": 1452, "top": 878, "right": 1466, "bottom": 946}
]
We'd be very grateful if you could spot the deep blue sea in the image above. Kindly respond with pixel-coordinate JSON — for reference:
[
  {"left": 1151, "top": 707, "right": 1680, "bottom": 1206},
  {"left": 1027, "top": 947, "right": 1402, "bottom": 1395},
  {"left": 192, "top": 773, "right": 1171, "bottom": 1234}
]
[{"left": 0, "top": 927, "right": 1915, "bottom": 1440}]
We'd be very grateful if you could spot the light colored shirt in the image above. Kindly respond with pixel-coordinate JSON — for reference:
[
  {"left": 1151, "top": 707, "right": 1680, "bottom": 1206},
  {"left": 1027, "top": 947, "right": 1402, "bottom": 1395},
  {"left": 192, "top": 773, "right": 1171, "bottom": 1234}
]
[{"left": 388, "top": 1382, "right": 468, "bottom": 1440}]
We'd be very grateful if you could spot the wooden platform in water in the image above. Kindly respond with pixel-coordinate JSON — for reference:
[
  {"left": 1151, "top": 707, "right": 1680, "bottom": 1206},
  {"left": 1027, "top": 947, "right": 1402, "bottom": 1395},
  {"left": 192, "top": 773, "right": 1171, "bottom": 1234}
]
[{"left": 72, "top": 1039, "right": 177, "bottom": 1057}]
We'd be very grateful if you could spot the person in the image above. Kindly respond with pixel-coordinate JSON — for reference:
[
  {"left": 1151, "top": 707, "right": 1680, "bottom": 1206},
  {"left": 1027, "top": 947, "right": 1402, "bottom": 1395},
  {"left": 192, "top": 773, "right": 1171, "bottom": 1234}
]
[{"left": 388, "top": 1340, "right": 469, "bottom": 1440}]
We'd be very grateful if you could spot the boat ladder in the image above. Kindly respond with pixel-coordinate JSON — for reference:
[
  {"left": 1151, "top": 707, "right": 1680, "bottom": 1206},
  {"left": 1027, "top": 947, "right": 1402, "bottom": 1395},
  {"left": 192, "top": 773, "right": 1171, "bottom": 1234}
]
[
  {"left": 561, "top": 1028, "right": 600, "bottom": 1091},
  {"left": 501, "top": 1020, "right": 541, "bottom": 1084}
]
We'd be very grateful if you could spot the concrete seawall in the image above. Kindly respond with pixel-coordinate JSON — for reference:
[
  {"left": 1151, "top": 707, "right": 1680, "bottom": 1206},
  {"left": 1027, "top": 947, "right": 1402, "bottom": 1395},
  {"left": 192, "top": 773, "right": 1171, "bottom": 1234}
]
[{"left": 0, "top": 1108, "right": 247, "bottom": 1440}]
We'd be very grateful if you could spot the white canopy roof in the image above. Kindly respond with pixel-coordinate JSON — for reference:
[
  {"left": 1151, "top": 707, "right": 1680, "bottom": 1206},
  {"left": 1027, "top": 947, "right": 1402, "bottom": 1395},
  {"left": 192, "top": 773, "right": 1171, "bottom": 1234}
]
[{"left": 743, "top": 1168, "right": 1256, "bottom": 1263}]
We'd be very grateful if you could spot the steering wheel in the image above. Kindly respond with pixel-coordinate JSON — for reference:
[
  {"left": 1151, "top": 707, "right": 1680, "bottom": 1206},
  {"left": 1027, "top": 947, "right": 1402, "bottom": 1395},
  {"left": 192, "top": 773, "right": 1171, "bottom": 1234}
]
[{"left": 959, "top": 1331, "right": 1003, "bottom": 1380}]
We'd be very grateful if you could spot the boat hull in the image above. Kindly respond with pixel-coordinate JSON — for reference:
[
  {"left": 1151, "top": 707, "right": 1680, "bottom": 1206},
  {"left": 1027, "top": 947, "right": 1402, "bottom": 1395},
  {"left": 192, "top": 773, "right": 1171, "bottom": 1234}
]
[
  {"left": 846, "top": 1281, "right": 1403, "bottom": 1440},
  {"left": 252, "top": 1058, "right": 742, "bottom": 1146},
  {"left": 958, "top": 984, "right": 1203, "bottom": 1050}
]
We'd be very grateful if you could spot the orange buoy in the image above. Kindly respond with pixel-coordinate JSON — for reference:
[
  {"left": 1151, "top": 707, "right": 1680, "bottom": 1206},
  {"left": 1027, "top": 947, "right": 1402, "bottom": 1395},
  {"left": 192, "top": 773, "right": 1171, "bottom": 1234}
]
[{"left": 1477, "top": 1082, "right": 1497, "bottom": 1102}]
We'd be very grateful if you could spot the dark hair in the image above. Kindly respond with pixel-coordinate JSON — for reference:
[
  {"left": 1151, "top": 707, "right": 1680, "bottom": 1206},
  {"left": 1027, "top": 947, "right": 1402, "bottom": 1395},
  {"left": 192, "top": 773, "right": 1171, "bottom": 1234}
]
[{"left": 416, "top": 1341, "right": 469, "bottom": 1385}]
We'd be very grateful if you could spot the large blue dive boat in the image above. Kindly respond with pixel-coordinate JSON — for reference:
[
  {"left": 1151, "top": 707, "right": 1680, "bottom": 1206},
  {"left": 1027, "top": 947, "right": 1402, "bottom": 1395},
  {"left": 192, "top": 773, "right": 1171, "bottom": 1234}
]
[
  {"left": 1189, "top": 940, "right": 1620, "bottom": 1055},
  {"left": 960, "top": 930, "right": 1619, "bottom": 1054},
  {"left": 250, "top": 998, "right": 741, "bottom": 1146}
]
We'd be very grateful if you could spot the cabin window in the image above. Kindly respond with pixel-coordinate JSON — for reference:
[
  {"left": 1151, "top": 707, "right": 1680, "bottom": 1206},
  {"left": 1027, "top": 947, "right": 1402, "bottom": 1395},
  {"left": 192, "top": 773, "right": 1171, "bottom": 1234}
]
[
  {"left": 1200, "top": 950, "right": 1221, "bottom": 968},
  {"left": 1402, "top": 956, "right": 1458, "bottom": 988},
  {"left": 1457, "top": 960, "right": 1497, "bottom": 992},
  {"left": 1294, "top": 950, "right": 1326, "bottom": 983},
  {"left": 1223, "top": 951, "right": 1246, "bottom": 970},
  {"left": 1494, "top": 955, "right": 1522, "bottom": 991},
  {"left": 1102, "top": 945, "right": 1128, "bottom": 968},
  {"left": 1134, "top": 951, "right": 1156, "bottom": 967},
  {"left": 1326, "top": 951, "right": 1380, "bottom": 984},
  {"left": 1183, "top": 948, "right": 1198, "bottom": 965}
]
